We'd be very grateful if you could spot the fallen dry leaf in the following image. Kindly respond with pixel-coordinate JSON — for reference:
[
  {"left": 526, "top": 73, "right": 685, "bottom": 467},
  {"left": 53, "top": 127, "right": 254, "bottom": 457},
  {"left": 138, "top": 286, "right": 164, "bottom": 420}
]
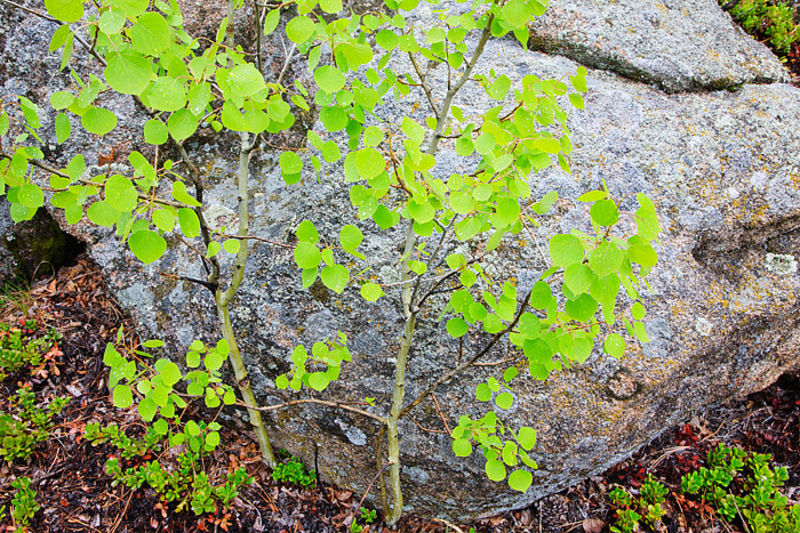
[{"left": 583, "top": 517, "right": 604, "bottom": 533}]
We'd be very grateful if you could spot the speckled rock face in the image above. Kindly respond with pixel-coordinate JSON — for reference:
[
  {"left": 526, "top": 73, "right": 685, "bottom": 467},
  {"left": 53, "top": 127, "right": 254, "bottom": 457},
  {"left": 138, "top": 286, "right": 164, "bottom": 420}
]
[
  {"left": 3, "top": 0, "right": 800, "bottom": 523},
  {"left": 528, "top": 0, "right": 790, "bottom": 92}
]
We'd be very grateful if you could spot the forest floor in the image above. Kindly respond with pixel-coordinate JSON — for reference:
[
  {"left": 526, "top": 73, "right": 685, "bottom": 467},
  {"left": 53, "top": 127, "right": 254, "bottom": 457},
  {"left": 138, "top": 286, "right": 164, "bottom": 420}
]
[{"left": 0, "top": 256, "right": 797, "bottom": 533}]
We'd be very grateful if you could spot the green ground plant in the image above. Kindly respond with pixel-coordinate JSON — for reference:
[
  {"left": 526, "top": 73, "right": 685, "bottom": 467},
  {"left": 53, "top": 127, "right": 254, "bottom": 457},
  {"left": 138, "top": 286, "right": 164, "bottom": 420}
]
[
  {"left": 722, "top": 0, "right": 800, "bottom": 55},
  {"left": 0, "top": 387, "right": 68, "bottom": 462},
  {"left": 681, "top": 443, "right": 800, "bottom": 532},
  {"left": 84, "top": 336, "right": 253, "bottom": 515},
  {"left": 271, "top": 454, "right": 317, "bottom": 487},
  {"left": 9, "top": 476, "right": 40, "bottom": 530},
  {"left": 608, "top": 475, "right": 668, "bottom": 533},
  {"left": 0, "top": 0, "right": 661, "bottom": 524}
]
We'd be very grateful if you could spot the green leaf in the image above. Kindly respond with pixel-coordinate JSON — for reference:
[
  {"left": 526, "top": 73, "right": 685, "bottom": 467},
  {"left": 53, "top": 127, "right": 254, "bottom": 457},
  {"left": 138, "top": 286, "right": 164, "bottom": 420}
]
[
  {"left": 376, "top": 30, "right": 399, "bottom": 50},
  {"left": 604, "top": 333, "right": 625, "bottom": 358},
  {"left": 339, "top": 224, "right": 363, "bottom": 252},
  {"left": 508, "top": 469, "right": 533, "bottom": 492},
  {"left": 87, "top": 201, "right": 120, "bottom": 227},
  {"left": 314, "top": 65, "right": 346, "bottom": 93},
  {"left": 487, "top": 75, "right": 511, "bottom": 100},
  {"left": 363, "top": 126, "right": 384, "bottom": 147},
  {"left": 517, "top": 427, "right": 537, "bottom": 450},
  {"left": 99, "top": 8, "right": 126, "bottom": 34},
  {"left": 81, "top": 107, "right": 117, "bottom": 136},
  {"left": 105, "top": 51, "right": 152, "bottom": 95},
  {"left": 296, "top": 220, "right": 319, "bottom": 243},
  {"left": 206, "top": 431, "right": 220, "bottom": 448},
  {"left": 549, "top": 234, "right": 583, "bottom": 267},
  {"left": 167, "top": 109, "right": 198, "bottom": 141},
  {"left": 569, "top": 93, "right": 584, "bottom": 110},
  {"left": 532, "top": 191, "right": 558, "bottom": 214},
  {"left": 446, "top": 317, "right": 469, "bottom": 338},
  {"left": 629, "top": 244, "right": 657, "bottom": 267},
  {"left": 17, "top": 183, "right": 44, "bottom": 209},
  {"left": 178, "top": 208, "right": 200, "bottom": 238},
  {"left": 263, "top": 9, "right": 280, "bottom": 35},
  {"left": 294, "top": 241, "right": 321, "bottom": 269},
  {"left": 588, "top": 241, "right": 624, "bottom": 277},
  {"left": 50, "top": 91, "right": 73, "bottom": 110},
  {"left": 44, "top": 0, "right": 83, "bottom": 22},
  {"left": 156, "top": 359, "right": 181, "bottom": 386},
  {"left": 564, "top": 263, "right": 595, "bottom": 295},
  {"left": 286, "top": 16, "right": 314, "bottom": 44},
  {"left": 308, "top": 372, "right": 330, "bottom": 391},
  {"left": 452, "top": 438, "right": 472, "bottom": 457},
  {"left": 495, "top": 392, "right": 513, "bottom": 410},
  {"left": 590, "top": 199, "right": 619, "bottom": 226},
  {"left": 226, "top": 64, "right": 266, "bottom": 98},
  {"left": 280, "top": 151, "right": 303, "bottom": 182},
  {"left": 113, "top": 384, "right": 133, "bottom": 408},
  {"left": 355, "top": 148, "right": 384, "bottom": 179},
  {"left": 321, "top": 264, "right": 349, "bottom": 293},
  {"left": 172, "top": 181, "right": 201, "bottom": 207},
  {"left": 631, "top": 302, "right": 646, "bottom": 320},
  {"left": 138, "top": 397, "right": 157, "bottom": 421},
  {"left": 565, "top": 293, "right": 598, "bottom": 322},
  {"left": 223, "top": 239, "right": 241, "bottom": 255},
  {"left": 105, "top": 174, "right": 138, "bottom": 212},
  {"left": 485, "top": 458, "right": 507, "bottom": 482},
  {"left": 55, "top": 113, "right": 71, "bottom": 143},
  {"left": 129, "top": 12, "right": 171, "bottom": 55},
  {"left": 116, "top": 0, "right": 147, "bottom": 17},
  {"left": 145, "top": 76, "right": 187, "bottom": 112},
  {"left": 577, "top": 190, "right": 607, "bottom": 202},
  {"left": 129, "top": 230, "right": 167, "bottom": 264},
  {"left": 360, "top": 283, "right": 384, "bottom": 301}
]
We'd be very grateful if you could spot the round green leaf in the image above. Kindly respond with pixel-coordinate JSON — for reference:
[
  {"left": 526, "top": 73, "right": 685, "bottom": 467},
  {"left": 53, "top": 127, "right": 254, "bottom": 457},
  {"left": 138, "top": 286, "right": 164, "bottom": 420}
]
[
  {"left": 629, "top": 243, "right": 657, "bottom": 267},
  {"left": 508, "top": 469, "right": 533, "bottom": 493},
  {"left": 206, "top": 431, "right": 220, "bottom": 448},
  {"left": 105, "top": 51, "right": 153, "bottom": 95},
  {"left": 105, "top": 174, "right": 138, "bottom": 212},
  {"left": 144, "top": 119, "right": 168, "bottom": 145},
  {"left": 360, "top": 283, "right": 384, "bottom": 302},
  {"left": 452, "top": 438, "right": 472, "bottom": 457},
  {"left": 145, "top": 76, "right": 187, "bottom": 112},
  {"left": 177, "top": 208, "right": 200, "bottom": 238},
  {"left": 81, "top": 107, "right": 117, "bottom": 136},
  {"left": 17, "top": 183, "right": 44, "bottom": 209},
  {"left": 485, "top": 458, "right": 507, "bottom": 482},
  {"left": 280, "top": 151, "right": 303, "bottom": 175},
  {"left": 294, "top": 241, "right": 321, "bottom": 269},
  {"left": 138, "top": 397, "right": 157, "bottom": 421},
  {"left": 495, "top": 392, "right": 513, "bottom": 410},
  {"left": 98, "top": 8, "right": 126, "bottom": 34},
  {"left": 113, "top": 384, "right": 133, "bottom": 408},
  {"left": 296, "top": 220, "right": 319, "bottom": 243},
  {"left": 87, "top": 200, "right": 120, "bottom": 227},
  {"left": 475, "top": 383, "right": 492, "bottom": 402},
  {"left": 128, "top": 230, "right": 167, "bottom": 264},
  {"left": 339, "top": 224, "right": 363, "bottom": 251},
  {"left": 314, "top": 65, "right": 346, "bottom": 93},
  {"left": 167, "top": 109, "right": 198, "bottom": 141},
  {"left": 355, "top": 147, "right": 384, "bottom": 179},
  {"left": 590, "top": 199, "right": 620, "bottom": 226},
  {"left": 549, "top": 234, "right": 583, "bottom": 267},
  {"left": 376, "top": 29, "right": 399, "bottom": 50},
  {"left": 603, "top": 333, "right": 625, "bottom": 358},
  {"left": 286, "top": 16, "right": 314, "bottom": 43},
  {"left": 321, "top": 264, "right": 349, "bottom": 293},
  {"left": 128, "top": 12, "right": 171, "bottom": 54},
  {"left": 156, "top": 359, "right": 181, "bottom": 386},
  {"left": 226, "top": 64, "right": 266, "bottom": 98},
  {"left": 517, "top": 426, "right": 537, "bottom": 450},
  {"left": 308, "top": 372, "right": 330, "bottom": 391},
  {"left": 50, "top": 91, "right": 74, "bottom": 110},
  {"left": 565, "top": 293, "right": 599, "bottom": 322},
  {"left": 446, "top": 317, "right": 469, "bottom": 338}
]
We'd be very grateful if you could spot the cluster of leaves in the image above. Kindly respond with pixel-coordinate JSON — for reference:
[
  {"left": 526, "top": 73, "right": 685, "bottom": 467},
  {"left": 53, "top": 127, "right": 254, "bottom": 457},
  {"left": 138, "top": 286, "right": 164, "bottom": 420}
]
[
  {"left": 271, "top": 454, "right": 317, "bottom": 487},
  {"left": 85, "top": 336, "right": 253, "bottom": 515},
  {"left": 608, "top": 475, "right": 668, "bottom": 533},
  {"left": 0, "top": 387, "right": 68, "bottom": 462},
  {"left": 350, "top": 506, "right": 378, "bottom": 532},
  {"left": 0, "top": 321, "right": 61, "bottom": 381},
  {"left": 681, "top": 443, "right": 800, "bottom": 532},
  {"left": 723, "top": 0, "right": 799, "bottom": 55},
  {"left": 2, "top": 476, "right": 41, "bottom": 531},
  {"left": 275, "top": 332, "right": 351, "bottom": 392},
  {"left": 104, "top": 333, "right": 238, "bottom": 424}
]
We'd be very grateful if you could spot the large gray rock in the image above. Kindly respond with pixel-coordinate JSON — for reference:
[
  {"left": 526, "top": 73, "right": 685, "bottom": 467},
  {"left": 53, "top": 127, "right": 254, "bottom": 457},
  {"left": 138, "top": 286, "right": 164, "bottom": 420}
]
[
  {"left": 3, "top": 0, "right": 800, "bottom": 523},
  {"left": 529, "top": 0, "right": 791, "bottom": 92}
]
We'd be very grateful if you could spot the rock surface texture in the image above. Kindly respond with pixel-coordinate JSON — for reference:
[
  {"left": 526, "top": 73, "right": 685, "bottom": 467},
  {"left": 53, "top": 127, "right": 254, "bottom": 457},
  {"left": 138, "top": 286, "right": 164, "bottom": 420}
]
[{"left": 3, "top": 0, "right": 800, "bottom": 522}]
